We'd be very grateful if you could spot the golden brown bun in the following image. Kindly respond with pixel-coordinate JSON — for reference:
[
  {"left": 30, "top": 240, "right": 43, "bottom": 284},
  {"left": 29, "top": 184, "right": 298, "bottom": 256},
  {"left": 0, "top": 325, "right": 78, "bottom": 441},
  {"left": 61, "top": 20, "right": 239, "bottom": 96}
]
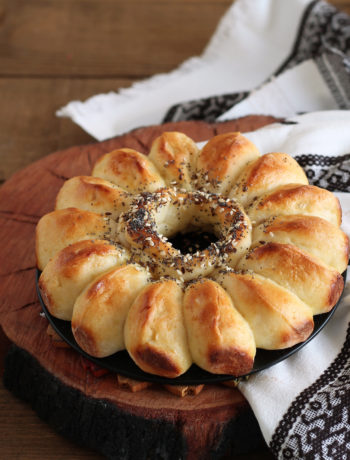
[
  {"left": 215, "top": 271, "right": 314, "bottom": 350},
  {"left": 183, "top": 279, "right": 256, "bottom": 375},
  {"left": 148, "top": 132, "right": 199, "bottom": 191},
  {"left": 55, "top": 176, "right": 131, "bottom": 218},
  {"left": 247, "top": 184, "right": 342, "bottom": 226},
  {"left": 124, "top": 280, "right": 192, "bottom": 378},
  {"left": 39, "top": 240, "right": 129, "bottom": 320},
  {"left": 231, "top": 153, "right": 308, "bottom": 206},
  {"left": 252, "top": 215, "right": 349, "bottom": 273},
  {"left": 92, "top": 148, "right": 165, "bottom": 193},
  {"left": 237, "top": 243, "right": 344, "bottom": 315},
  {"left": 72, "top": 264, "right": 149, "bottom": 357},
  {"left": 196, "top": 132, "right": 260, "bottom": 195},
  {"left": 36, "top": 208, "right": 117, "bottom": 271}
]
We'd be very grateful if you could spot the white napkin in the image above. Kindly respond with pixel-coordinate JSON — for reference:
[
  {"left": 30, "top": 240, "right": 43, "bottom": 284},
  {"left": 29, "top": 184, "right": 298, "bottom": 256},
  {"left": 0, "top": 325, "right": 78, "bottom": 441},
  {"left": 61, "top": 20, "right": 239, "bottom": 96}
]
[
  {"left": 217, "top": 59, "right": 339, "bottom": 121},
  {"left": 234, "top": 111, "right": 350, "bottom": 458},
  {"left": 57, "top": 0, "right": 313, "bottom": 140}
]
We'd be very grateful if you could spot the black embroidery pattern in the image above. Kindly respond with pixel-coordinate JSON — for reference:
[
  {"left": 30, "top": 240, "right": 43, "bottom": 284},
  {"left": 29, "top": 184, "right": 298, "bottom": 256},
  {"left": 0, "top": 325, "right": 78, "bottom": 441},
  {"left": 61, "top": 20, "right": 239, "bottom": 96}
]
[
  {"left": 295, "top": 154, "right": 350, "bottom": 193},
  {"left": 270, "top": 322, "right": 350, "bottom": 459},
  {"left": 162, "top": 91, "right": 248, "bottom": 123},
  {"left": 162, "top": 0, "right": 350, "bottom": 123},
  {"left": 315, "top": 52, "right": 350, "bottom": 110},
  {"left": 275, "top": 0, "right": 350, "bottom": 75}
]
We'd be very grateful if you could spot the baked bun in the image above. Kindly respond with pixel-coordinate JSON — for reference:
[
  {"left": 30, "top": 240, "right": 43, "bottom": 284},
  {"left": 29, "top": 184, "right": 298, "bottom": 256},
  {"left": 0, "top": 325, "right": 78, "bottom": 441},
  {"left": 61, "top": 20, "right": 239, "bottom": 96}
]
[
  {"left": 247, "top": 184, "right": 342, "bottom": 226},
  {"left": 215, "top": 270, "right": 314, "bottom": 350},
  {"left": 92, "top": 148, "right": 165, "bottom": 193},
  {"left": 36, "top": 208, "right": 117, "bottom": 270},
  {"left": 196, "top": 132, "right": 260, "bottom": 195},
  {"left": 183, "top": 279, "right": 255, "bottom": 375},
  {"left": 72, "top": 264, "right": 149, "bottom": 357},
  {"left": 55, "top": 176, "right": 131, "bottom": 218},
  {"left": 230, "top": 153, "right": 308, "bottom": 206},
  {"left": 124, "top": 280, "right": 192, "bottom": 378},
  {"left": 252, "top": 215, "right": 349, "bottom": 273},
  {"left": 237, "top": 243, "right": 344, "bottom": 314},
  {"left": 39, "top": 240, "right": 129, "bottom": 320},
  {"left": 36, "top": 130, "right": 347, "bottom": 378},
  {"left": 148, "top": 132, "right": 199, "bottom": 191}
]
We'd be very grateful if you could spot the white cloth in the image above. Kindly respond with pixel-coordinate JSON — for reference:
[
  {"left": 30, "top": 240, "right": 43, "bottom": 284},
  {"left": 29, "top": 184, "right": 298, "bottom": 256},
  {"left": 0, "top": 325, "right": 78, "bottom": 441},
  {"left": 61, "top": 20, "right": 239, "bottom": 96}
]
[
  {"left": 57, "top": 0, "right": 313, "bottom": 140},
  {"left": 233, "top": 111, "right": 350, "bottom": 445},
  {"left": 218, "top": 59, "right": 339, "bottom": 121}
]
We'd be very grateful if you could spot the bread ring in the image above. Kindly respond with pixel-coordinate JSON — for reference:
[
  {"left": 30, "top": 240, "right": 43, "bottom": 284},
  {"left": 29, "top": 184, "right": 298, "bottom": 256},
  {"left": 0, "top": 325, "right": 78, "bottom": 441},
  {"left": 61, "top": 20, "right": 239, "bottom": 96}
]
[
  {"left": 36, "top": 130, "right": 347, "bottom": 378},
  {"left": 117, "top": 188, "right": 251, "bottom": 281}
]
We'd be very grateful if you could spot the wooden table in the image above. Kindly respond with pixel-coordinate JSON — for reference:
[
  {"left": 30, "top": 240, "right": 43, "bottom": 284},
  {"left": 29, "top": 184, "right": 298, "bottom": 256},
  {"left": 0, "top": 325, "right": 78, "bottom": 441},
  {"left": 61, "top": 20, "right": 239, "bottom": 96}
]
[{"left": 0, "top": 1, "right": 349, "bottom": 458}]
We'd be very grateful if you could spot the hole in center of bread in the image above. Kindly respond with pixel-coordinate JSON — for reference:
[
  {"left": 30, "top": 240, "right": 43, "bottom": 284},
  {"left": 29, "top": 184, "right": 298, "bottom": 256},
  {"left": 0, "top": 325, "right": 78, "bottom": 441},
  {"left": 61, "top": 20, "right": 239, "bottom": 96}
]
[{"left": 168, "top": 230, "right": 217, "bottom": 255}]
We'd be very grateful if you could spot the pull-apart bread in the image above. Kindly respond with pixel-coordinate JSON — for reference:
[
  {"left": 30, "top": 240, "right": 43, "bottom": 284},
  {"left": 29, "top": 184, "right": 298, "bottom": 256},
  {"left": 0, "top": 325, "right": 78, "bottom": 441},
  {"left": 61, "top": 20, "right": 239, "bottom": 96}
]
[{"left": 36, "top": 131, "right": 349, "bottom": 378}]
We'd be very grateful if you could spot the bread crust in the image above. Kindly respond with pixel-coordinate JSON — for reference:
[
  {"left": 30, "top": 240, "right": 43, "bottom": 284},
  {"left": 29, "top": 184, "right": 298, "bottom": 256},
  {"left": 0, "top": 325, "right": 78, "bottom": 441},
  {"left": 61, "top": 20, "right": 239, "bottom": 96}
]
[
  {"left": 215, "top": 271, "right": 314, "bottom": 350},
  {"left": 92, "top": 148, "right": 165, "bottom": 193},
  {"left": 149, "top": 132, "right": 199, "bottom": 191},
  {"left": 36, "top": 208, "right": 117, "bottom": 270},
  {"left": 196, "top": 132, "right": 260, "bottom": 195},
  {"left": 231, "top": 152, "right": 308, "bottom": 206},
  {"left": 183, "top": 279, "right": 255, "bottom": 375},
  {"left": 55, "top": 175, "right": 131, "bottom": 217},
  {"left": 72, "top": 264, "right": 149, "bottom": 357},
  {"left": 247, "top": 184, "right": 342, "bottom": 226},
  {"left": 252, "top": 214, "right": 349, "bottom": 273},
  {"left": 124, "top": 280, "right": 192, "bottom": 378},
  {"left": 237, "top": 242, "right": 344, "bottom": 314},
  {"left": 38, "top": 239, "right": 128, "bottom": 321}
]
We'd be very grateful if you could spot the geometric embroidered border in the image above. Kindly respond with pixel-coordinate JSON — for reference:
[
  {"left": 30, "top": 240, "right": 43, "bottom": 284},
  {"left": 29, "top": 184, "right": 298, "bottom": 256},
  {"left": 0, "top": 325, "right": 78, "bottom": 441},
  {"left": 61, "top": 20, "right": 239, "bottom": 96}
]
[
  {"left": 270, "top": 322, "right": 350, "bottom": 459},
  {"left": 295, "top": 154, "right": 350, "bottom": 193}
]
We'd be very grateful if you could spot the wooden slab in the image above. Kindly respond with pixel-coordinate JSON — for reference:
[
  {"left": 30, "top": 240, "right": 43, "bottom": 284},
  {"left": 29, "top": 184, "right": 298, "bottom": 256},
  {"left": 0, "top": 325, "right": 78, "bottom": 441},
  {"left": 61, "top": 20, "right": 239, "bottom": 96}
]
[{"left": 0, "top": 116, "right": 277, "bottom": 459}]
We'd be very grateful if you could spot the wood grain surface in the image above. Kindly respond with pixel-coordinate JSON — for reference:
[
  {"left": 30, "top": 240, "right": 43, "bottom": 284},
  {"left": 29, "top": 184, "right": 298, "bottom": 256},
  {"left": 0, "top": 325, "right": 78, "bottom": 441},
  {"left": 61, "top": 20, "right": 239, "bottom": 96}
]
[{"left": 0, "top": 0, "right": 349, "bottom": 458}]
